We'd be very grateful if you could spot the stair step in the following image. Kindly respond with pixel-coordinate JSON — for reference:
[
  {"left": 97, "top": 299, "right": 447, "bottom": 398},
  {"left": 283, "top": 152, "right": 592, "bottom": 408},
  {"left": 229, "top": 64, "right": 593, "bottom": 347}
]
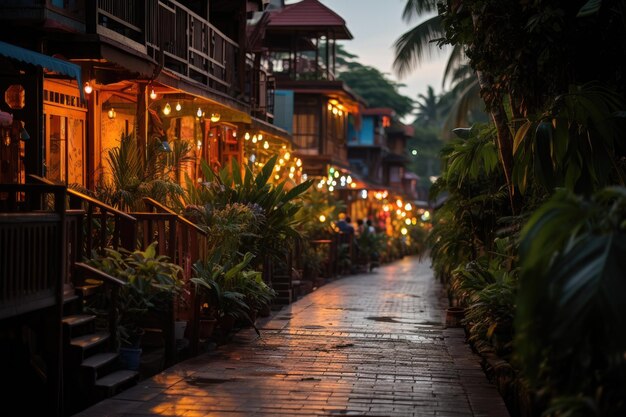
[
  {"left": 76, "top": 284, "right": 101, "bottom": 298},
  {"left": 271, "top": 283, "right": 292, "bottom": 290},
  {"left": 95, "top": 370, "right": 139, "bottom": 396},
  {"left": 63, "top": 314, "right": 96, "bottom": 328},
  {"left": 70, "top": 332, "right": 110, "bottom": 352},
  {"left": 81, "top": 352, "right": 119, "bottom": 383},
  {"left": 82, "top": 352, "right": 118, "bottom": 370}
]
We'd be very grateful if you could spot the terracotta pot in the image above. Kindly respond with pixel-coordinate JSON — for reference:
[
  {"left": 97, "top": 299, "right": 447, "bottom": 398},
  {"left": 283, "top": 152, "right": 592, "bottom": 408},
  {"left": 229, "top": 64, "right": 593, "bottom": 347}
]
[
  {"left": 218, "top": 314, "right": 236, "bottom": 335},
  {"left": 258, "top": 304, "right": 271, "bottom": 317},
  {"left": 198, "top": 318, "right": 217, "bottom": 339},
  {"left": 174, "top": 320, "right": 188, "bottom": 340},
  {"left": 445, "top": 307, "right": 466, "bottom": 328}
]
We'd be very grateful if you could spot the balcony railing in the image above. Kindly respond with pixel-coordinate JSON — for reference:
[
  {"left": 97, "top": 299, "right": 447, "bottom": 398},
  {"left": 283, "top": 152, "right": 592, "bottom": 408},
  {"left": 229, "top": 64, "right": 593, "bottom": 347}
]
[{"left": 94, "top": 0, "right": 241, "bottom": 97}]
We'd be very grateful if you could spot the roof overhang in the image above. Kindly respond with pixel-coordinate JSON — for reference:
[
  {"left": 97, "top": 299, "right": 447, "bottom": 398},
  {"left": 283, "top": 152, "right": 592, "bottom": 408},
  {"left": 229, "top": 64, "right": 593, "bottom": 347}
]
[{"left": 0, "top": 40, "right": 83, "bottom": 99}]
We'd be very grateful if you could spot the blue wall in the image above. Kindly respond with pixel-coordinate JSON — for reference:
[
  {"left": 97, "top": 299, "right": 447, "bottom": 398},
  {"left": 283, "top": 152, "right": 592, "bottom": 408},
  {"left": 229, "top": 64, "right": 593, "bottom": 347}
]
[
  {"left": 348, "top": 115, "right": 375, "bottom": 145},
  {"left": 273, "top": 90, "right": 294, "bottom": 134}
]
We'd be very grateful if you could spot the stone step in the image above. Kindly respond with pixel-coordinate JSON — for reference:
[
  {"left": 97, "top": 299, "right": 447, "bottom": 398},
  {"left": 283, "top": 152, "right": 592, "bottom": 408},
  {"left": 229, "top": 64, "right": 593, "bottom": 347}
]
[
  {"left": 81, "top": 352, "right": 119, "bottom": 383},
  {"left": 69, "top": 332, "right": 110, "bottom": 363},
  {"left": 63, "top": 314, "right": 96, "bottom": 328},
  {"left": 94, "top": 370, "right": 139, "bottom": 397}
]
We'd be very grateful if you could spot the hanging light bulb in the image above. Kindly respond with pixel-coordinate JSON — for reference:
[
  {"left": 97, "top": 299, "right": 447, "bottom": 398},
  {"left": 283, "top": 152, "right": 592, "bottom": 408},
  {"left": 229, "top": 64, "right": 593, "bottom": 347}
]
[
  {"left": 210, "top": 113, "right": 221, "bottom": 123},
  {"left": 296, "top": 159, "right": 302, "bottom": 167},
  {"left": 284, "top": 152, "right": 290, "bottom": 160},
  {"left": 196, "top": 107, "right": 203, "bottom": 118},
  {"left": 107, "top": 107, "right": 116, "bottom": 119},
  {"left": 175, "top": 102, "right": 182, "bottom": 111},
  {"left": 150, "top": 89, "right": 157, "bottom": 100},
  {"left": 263, "top": 141, "right": 269, "bottom": 149},
  {"left": 162, "top": 103, "right": 171, "bottom": 115},
  {"left": 252, "top": 135, "right": 258, "bottom": 143},
  {"left": 83, "top": 81, "right": 93, "bottom": 95},
  {"left": 244, "top": 132, "right": 250, "bottom": 140}
]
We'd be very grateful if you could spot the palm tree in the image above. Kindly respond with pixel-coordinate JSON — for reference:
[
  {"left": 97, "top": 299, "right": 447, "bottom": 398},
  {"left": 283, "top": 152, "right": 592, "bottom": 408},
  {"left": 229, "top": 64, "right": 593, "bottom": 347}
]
[
  {"left": 394, "top": 1, "right": 482, "bottom": 133},
  {"left": 414, "top": 85, "right": 440, "bottom": 127},
  {"left": 394, "top": 0, "right": 516, "bottom": 210}
]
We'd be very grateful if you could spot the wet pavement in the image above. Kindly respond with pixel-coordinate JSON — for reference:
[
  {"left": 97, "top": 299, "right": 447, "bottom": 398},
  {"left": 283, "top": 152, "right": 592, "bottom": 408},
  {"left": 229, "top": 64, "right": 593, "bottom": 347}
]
[{"left": 74, "top": 256, "right": 510, "bottom": 417}]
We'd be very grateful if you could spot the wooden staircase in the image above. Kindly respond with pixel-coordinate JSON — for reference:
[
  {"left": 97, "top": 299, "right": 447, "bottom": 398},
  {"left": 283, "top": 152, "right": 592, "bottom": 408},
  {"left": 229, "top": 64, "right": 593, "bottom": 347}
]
[{"left": 62, "top": 277, "right": 140, "bottom": 414}]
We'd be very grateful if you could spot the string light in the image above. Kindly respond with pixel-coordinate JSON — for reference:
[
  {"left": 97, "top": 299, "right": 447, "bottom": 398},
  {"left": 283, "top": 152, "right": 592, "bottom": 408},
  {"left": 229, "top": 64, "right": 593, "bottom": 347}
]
[
  {"left": 245, "top": 132, "right": 250, "bottom": 140},
  {"left": 263, "top": 141, "right": 269, "bottom": 149},
  {"left": 150, "top": 89, "right": 157, "bottom": 100},
  {"left": 107, "top": 107, "right": 116, "bottom": 119},
  {"left": 196, "top": 107, "right": 203, "bottom": 118},
  {"left": 210, "top": 113, "right": 221, "bottom": 123},
  {"left": 83, "top": 81, "right": 93, "bottom": 95},
  {"left": 162, "top": 103, "right": 171, "bottom": 115},
  {"left": 176, "top": 102, "right": 182, "bottom": 111}
]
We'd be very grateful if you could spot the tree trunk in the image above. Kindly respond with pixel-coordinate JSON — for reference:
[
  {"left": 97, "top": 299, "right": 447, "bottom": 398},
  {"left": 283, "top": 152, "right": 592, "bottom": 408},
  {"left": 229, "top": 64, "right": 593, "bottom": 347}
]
[
  {"left": 469, "top": 11, "right": 516, "bottom": 213},
  {"left": 474, "top": 69, "right": 516, "bottom": 213}
]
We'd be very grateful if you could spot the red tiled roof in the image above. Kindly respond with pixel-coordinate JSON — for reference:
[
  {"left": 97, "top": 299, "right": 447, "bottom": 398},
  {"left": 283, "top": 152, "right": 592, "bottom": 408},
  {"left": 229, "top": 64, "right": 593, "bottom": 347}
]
[{"left": 267, "top": 0, "right": 353, "bottom": 39}]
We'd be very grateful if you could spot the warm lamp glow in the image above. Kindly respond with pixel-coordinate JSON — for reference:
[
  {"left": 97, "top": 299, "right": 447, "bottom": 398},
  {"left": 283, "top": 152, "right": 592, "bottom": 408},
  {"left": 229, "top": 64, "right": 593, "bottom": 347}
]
[
  {"left": 150, "top": 89, "right": 157, "bottom": 100},
  {"left": 263, "top": 141, "right": 269, "bottom": 149},
  {"left": 107, "top": 107, "right": 116, "bottom": 119},
  {"left": 404, "top": 203, "right": 412, "bottom": 211},
  {"left": 176, "top": 102, "right": 182, "bottom": 111},
  {"left": 83, "top": 82, "right": 93, "bottom": 95},
  {"left": 196, "top": 107, "right": 203, "bottom": 118},
  {"left": 163, "top": 103, "right": 171, "bottom": 115},
  {"left": 401, "top": 227, "right": 408, "bottom": 236},
  {"left": 284, "top": 152, "right": 290, "bottom": 160},
  {"left": 244, "top": 132, "right": 250, "bottom": 140},
  {"left": 319, "top": 215, "right": 326, "bottom": 222},
  {"left": 210, "top": 113, "right": 221, "bottom": 123}
]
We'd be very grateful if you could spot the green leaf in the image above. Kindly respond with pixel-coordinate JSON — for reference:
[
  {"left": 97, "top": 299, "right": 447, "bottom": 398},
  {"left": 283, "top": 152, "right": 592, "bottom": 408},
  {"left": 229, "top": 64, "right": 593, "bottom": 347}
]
[
  {"left": 231, "top": 158, "right": 242, "bottom": 185},
  {"left": 256, "top": 155, "right": 278, "bottom": 188},
  {"left": 513, "top": 120, "right": 532, "bottom": 155},
  {"left": 283, "top": 180, "right": 313, "bottom": 203},
  {"left": 200, "top": 159, "right": 215, "bottom": 182},
  {"left": 577, "top": 0, "right": 602, "bottom": 17}
]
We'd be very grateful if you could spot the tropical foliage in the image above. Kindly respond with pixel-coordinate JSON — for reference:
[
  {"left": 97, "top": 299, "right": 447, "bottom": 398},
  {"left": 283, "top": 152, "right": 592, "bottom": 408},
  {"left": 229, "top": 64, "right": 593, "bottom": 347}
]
[
  {"left": 183, "top": 156, "right": 313, "bottom": 266},
  {"left": 415, "top": 0, "right": 626, "bottom": 415},
  {"left": 87, "top": 242, "right": 185, "bottom": 347},
  {"left": 516, "top": 187, "right": 626, "bottom": 416}
]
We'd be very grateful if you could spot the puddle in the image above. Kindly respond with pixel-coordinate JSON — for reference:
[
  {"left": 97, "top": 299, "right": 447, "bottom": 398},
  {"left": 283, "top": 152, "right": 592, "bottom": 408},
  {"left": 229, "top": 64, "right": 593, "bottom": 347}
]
[
  {"left": 186, "top": 376, "right": 234, "bottom": 385},
  {"left": 365, "top": 316, "right": 400, "bottom": 323}
]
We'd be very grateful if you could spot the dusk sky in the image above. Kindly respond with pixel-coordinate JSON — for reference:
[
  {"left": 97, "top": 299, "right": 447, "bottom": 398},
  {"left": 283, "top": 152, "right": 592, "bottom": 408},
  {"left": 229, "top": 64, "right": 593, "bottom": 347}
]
[{"left": 313, "top": 0, "right": 449, "bottom": 111}]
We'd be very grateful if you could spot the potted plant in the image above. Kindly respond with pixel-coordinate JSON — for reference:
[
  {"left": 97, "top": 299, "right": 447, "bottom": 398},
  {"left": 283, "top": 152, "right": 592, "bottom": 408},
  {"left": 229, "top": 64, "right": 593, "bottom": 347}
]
[
  {"left": 88, "top": 242, "right": 185, "bottom": 369},
  {"left": 191, "top": 252, "right": 261, "bottom": 339}
]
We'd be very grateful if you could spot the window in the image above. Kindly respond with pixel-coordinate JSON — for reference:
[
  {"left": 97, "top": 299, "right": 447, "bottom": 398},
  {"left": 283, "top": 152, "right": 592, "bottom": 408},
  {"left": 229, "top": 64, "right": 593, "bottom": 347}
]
[
  {"left": 293, "top": 111, "right": 318, "bottom": 154},
  {"left": 43, "top": 80, "right": 86, "bottom": 185}
]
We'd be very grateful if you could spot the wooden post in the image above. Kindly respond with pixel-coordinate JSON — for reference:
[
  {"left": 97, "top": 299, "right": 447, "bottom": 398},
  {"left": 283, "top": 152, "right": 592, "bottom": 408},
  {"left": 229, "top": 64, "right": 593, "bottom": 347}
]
[{"left": 136, "top": 83, "right": 148, "bottom": 163}]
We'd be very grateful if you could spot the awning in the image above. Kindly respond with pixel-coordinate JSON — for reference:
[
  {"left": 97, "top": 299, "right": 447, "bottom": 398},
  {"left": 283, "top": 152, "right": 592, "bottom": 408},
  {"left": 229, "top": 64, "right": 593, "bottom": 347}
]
[{"left": 0, "top": 40, "right": 83, "bottom": 99}]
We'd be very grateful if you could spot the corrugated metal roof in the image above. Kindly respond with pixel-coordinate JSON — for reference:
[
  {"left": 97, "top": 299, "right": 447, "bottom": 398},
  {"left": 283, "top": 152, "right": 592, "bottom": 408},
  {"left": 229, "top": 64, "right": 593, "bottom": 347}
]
[
  {"left": 267, "top": 0, "right": 352, "bottom": 39},
  {"left": 0, "top": 40, "right": 83, "bottom": 99}
]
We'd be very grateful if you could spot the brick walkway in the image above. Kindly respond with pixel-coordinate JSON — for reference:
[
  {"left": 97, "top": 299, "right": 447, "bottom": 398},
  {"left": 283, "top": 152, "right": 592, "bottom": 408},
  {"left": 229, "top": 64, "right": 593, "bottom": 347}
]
[{"left": 74, "top": 256, "right": 510, "bottom": 417}]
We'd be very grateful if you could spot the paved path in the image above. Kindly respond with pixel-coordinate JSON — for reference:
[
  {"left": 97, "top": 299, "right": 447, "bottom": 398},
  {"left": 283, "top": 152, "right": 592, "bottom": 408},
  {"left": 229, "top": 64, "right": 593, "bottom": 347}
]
[{"left": 75, "top": 256, "right": 510, "bottom": 417}]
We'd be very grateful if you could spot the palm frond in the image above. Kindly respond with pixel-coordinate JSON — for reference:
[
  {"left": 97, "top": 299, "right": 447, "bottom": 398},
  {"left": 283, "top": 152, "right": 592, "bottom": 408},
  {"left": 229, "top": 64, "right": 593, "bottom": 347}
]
[
  {"left": 401, "top": 0, "right": 439, "bottom": 22},
  {"left": 393, "top": 15, "right": 445, "bottom": 78}
]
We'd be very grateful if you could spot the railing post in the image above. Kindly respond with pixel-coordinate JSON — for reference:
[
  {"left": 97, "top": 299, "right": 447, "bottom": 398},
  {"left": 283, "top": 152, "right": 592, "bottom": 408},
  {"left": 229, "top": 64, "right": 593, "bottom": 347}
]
[{"left": 85, "top": 0, "right": 97, "bottom": 33}]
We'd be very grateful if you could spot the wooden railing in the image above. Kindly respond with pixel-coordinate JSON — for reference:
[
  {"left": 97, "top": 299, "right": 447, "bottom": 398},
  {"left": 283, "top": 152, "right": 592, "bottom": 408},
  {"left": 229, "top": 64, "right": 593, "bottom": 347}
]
[
  {"left": 0, "top": 184, "right": 67, "bottom": 320},
  {"left": 30, "top": 175, "right": 137, "bottom": 255},
  {"left": 141, "top": 197, "right": 208, "bottom": 356},
  {"left": 92, "top": 0, "right": 242, "bottom": 97}
]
